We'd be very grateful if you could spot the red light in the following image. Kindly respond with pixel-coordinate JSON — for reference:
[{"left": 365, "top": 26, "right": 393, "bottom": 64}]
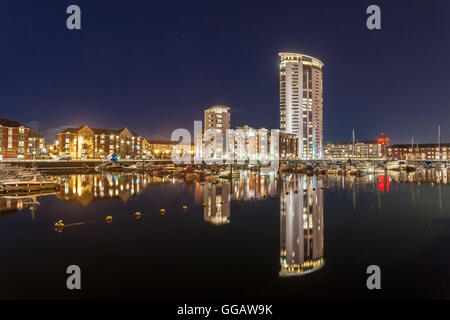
[{"left": 378, "top": 176, "right": 384, "bottom": 191}]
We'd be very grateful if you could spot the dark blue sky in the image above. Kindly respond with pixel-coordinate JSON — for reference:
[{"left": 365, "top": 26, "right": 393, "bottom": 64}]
[{"left": 1, "top": 0, "right": 449, "bottom": 143}]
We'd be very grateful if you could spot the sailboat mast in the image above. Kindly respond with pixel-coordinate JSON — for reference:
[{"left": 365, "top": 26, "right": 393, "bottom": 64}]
[
  {"left": 438, "top": 125, "right": 441, "bottom": 160},
  {"left": 352, "top": 129, "right": 355, "bottom": 159}
]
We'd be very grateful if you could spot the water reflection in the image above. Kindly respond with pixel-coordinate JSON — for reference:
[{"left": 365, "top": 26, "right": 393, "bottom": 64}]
[
  {"left": 203, "top": 182, "right": 230, "bottom": 225},
  {"left": 58, "top": 174, "right": 152, "bottom": 205},
  {"left": 200, "top": 171, "right": 279, "bottom": 226},
  {"left": 0, "top": 191, "right": 57, "bottom": 219},
  {"left": 279, "top": 175, "right": 325, "bottom": 276}
]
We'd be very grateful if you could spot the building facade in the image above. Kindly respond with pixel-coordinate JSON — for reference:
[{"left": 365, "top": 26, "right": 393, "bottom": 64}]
[
  {"left": 232, "top": 126, "right": 299, "bottom": 162},
  {"left": 203, "top": 105, "right": 230, "bottom": 159},
  {"left": 279, "top": 52, "right": 324, "bottom": 160},
  {"left": 324, "top": 136, "right": 389, "bottom": 160},
  {"left": 144, "top": 140, "right": 178, "bottom": 159},
  {"left": 388, "top": 143, "right": 450, "bottom": 160},
  {"left": 28, "top": 130, "right": 46, "bottom": 158},
  {"left": 0, "top": 118, "right": 30, "bottom": 160},
  {"left": 58, "top": 125, "right": 143, "bottom": 159},
  {"left": 204, "top": 105, "right": 230, "bottom": 134}
]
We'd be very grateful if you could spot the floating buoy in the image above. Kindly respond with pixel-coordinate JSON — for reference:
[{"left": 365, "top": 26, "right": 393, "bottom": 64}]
[
  {"left": 105, "top": 216, "right": 113, "bottom": 222},
  {"left": 160, "top": 209, "right": 166, "bottom": 214},
  {"left": 182, "top": 205, "right": 188, "bottom": 211},
  {"left": 54, "top": 219, "right": 64, "bottom": 228},
  {"left": 134, "top": 212, "right": 142, "bottom": 218},
  {"left": 201, "top": 203, "right": 207, "bottom": 207}
]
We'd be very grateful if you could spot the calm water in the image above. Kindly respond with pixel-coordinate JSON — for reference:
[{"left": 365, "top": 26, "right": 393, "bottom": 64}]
[{"left": 1, "top": 170, "right": 450, "bottom": 299}]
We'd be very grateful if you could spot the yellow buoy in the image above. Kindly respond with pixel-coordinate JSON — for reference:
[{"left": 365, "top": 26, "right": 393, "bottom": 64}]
[
  {"left": 160, "top": 208, "right": 166, "bottom": 214},
  {"left": 54, "top": 219, "right": 64, "bottom": 228},
  {"left": 105, "top": 216, "right": 113, "bottom": 222},
  {"left": 182, "top": 205, "right": 188, "bottom": 211},
  {"left": 201, "top": 203, "right": 207, "bottom": 207},
  {"left": 54, "top": 219, "right": 65, "bottom": 232},
  {"left": 134, "top": 212, "right": 142, "bottom": 218}
]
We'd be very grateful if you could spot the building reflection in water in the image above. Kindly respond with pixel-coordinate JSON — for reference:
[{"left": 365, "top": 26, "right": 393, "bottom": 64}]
[
  {"left": 279, "top": 175, "right": 325, "bottom": 276},
  {"left": 200, "top": 171, "right": 279, "bottom": 226},
  {"left": 58, "top": 174, "right": 151, "bottom": 205},
  {"left": 203, "top": 182, "right": 230, "bottom": 226},
  {"left": 0, "top": 192, "right": 56, "bottom": 219}
]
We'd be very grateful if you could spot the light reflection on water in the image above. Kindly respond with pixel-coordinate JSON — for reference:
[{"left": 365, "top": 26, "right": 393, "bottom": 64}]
[{"left": 0, "top": 168, "right": 449, "bottom": 298}]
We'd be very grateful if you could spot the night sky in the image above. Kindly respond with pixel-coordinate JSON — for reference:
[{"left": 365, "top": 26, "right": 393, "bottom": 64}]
[{"left": 1, "top": 0, "right": 449, "bottom": 144}]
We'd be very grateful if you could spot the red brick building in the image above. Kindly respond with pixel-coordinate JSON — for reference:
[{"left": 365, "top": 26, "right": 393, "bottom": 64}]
[
  {"left": 0, "top": 118, "right": 30, "bottom": 159},
  {"left": 387, "top": 143, "right": 450, "bottom": 160}
]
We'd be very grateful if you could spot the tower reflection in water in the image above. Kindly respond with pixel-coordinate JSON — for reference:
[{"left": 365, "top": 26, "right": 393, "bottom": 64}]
[{"left": 280, "top": 175, "right": 325, "bottom": 276}]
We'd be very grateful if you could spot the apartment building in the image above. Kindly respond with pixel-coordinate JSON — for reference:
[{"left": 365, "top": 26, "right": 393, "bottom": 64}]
[
  {"left": 324, "top": 136, "right": 389, "bottom": 160},
  {"left": 0, "top": 118, "right": 30, "bottom": 160},
  {"left": 58, "top": 125, "right": 143, "bottom": 159},
  {"left": 28, "top": 130, "right": 46, "bottom": 158},
  {"left": 388, "top": 143, "right": 450, "bottom": 160},
  {"left": 279, "top": 52, "right": 324, "bottom": 159},
  {"left": 232, "top": 126, "right": 299, "bottom": 162}
]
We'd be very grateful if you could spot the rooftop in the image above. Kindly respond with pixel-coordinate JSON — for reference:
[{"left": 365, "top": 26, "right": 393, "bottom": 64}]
[
  {"left": 205, "top": 105, "right": 230, "bottom": 112},
  {"left": 279, "top": 52, "right": 324, "bottom": 67},
  {"left": 0, "top": 118, "right": 27, "bottom": 128}
]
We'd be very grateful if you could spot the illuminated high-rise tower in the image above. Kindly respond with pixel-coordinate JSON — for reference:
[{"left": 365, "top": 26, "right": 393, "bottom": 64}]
[{"left": 279, "top": 53, "right": 324, "bottom": 159}]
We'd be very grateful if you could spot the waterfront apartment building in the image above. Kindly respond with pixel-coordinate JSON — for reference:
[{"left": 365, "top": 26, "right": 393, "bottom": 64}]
[
  {"left": 203, "top": 105, "right": 230, "bottom": 159},
  {"left": 387, "top": 143, "right": 450, "bottom": 160},
  {"left": 232, "top": 126, "right": 299, "bottom": 162},
  {"left": 279, "top": 52, "right": 324, "bottom": 160},
  {"left": 0, "top": 118, "right": 30, "bottom": 160},
  {"left": 144, "top": 140, "right": 179, "bottom": 159},
  {"left": 324, "top": 136, "right": 389, "bottom": 160},
  {"left": 28, "top": 130, "right": 46, "bottom": 158},
  {"left": 58, "top": 125, "right": 143, "bottom": 159},
  {"left": 204, "top": 105, "right": 230, "bottom": 134}
]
